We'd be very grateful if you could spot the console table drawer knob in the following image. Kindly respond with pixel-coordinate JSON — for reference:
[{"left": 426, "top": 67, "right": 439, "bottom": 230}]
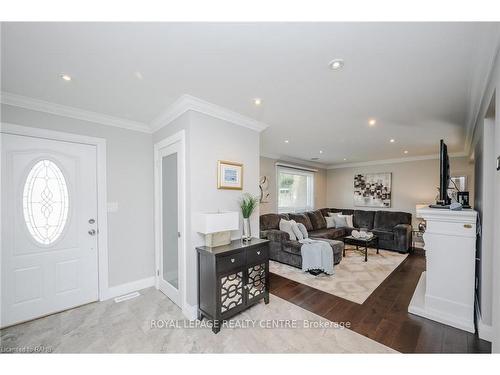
[
  {"left": 257, "top": 251, "right": 260, "bottom": 255},
  {"left": 231, "top": 258, "right": 235, "bottom": 263}
]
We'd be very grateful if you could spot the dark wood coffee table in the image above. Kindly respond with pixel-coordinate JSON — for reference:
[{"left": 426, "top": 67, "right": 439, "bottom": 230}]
[{"left": 342, "top": 235, "right": 379, "bottom": 262}]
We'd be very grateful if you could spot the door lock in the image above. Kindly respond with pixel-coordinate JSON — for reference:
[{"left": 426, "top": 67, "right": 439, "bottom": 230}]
[
  {"left": 88, "top": 218, "right": 96, "bottom": 224},
  {"left": 88, "top": 229, "right": 96, "bottom": 236}
]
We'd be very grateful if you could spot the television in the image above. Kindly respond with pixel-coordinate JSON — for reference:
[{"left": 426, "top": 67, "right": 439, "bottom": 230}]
[{"left": 430, "top": 139, "right": 451, "bottom": 208}]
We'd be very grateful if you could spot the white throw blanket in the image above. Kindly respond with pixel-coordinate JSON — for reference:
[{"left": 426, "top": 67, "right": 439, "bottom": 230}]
[{"left": 299, "top": 239, "right": 334, "bottom": 275}]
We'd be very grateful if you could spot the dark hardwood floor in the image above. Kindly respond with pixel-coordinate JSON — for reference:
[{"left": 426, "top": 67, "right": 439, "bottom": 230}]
[{"left": 269, "top": 251, "right": 491, "bottom": 353}]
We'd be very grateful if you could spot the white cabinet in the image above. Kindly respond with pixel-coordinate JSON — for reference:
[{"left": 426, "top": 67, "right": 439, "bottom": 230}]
[{"left": 408, "top": 207, "right": 477, "bottom": 333}]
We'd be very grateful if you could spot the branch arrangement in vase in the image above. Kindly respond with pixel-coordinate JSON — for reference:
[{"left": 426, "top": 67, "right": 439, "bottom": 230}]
[
  {"left": 239, "top": 193, "right": 259, "bottom": 240},
  {"left": 240, "top": 193, "right": 259, "bottom": 218}
]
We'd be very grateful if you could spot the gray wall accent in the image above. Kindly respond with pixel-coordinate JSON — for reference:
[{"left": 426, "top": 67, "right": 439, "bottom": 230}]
[
  {"left": 1, "top": 104, "right": 155, "bottom": 287},
  {"left": 259, "top": 156, "right": 327, "bottom": 214},
  {"left": 474, "top": 117, "right": 495, "bottom": 326},
  {"left": 326, "top": 156, "right": 474, "bottom": 225},
  {"left": 153, "top": 110, "right": 260, "bottom": 307}
]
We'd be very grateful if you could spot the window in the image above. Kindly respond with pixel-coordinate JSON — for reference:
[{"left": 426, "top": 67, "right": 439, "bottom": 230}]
[
  {"left": 277, "top": 166, "right": 314, "bottom": 213},
  {"left": 23, "top": 160, "right": 69, "bottom": 245}
]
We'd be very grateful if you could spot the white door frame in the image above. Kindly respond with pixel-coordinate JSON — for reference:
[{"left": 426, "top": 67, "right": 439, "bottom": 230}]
[
  {"left": 0, "top": 122, "right": 110, "bottom": 301},
  {"left": 154, "top": 130, "right": 187, "bottom": 314}
]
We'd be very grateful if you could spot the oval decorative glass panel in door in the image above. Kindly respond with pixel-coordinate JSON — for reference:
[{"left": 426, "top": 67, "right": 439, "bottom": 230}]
[{"left": 23, "top": 160, "right": 69, "bottom": 245}]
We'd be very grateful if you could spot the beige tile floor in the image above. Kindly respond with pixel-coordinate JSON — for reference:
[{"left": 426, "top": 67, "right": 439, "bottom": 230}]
[{"left": 0, "top": 288, "right": 396, "bottom": 353}]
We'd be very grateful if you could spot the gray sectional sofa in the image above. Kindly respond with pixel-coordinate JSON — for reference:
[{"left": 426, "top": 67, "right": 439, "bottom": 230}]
[{"left": 260, "top": 208, "right": 412, "bottom": 269}]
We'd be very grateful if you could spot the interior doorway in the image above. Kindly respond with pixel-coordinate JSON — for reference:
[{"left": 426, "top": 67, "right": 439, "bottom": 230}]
[{"left": 154, "top": 131, "right": 186, "bottom": 310}]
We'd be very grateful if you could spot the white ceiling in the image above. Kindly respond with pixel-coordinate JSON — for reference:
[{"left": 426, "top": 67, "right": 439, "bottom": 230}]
[{"left": 2, "top": 22, "right": 500, "bottom": 166}]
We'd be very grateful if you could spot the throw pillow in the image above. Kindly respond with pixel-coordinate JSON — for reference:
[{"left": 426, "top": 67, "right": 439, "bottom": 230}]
[
  {"left": 297, "top": 223, "right": 309, "bottom": 238},
  {"left": 343, "top": 214, "right": 354, "bottom": 228},
  {"left": 279, "top": 219, "right": 297, "bottom": 241},
  {"left": 325, "top": 216, "right": 336, "bottom": 228},
  {"left": 288, "top": 213, "right": 313, "bottom": 231},
  {"left": 332, "top": 214, "right": 348, "bottom": 228},
  {"left": 291, "top": 221, "right": 304, "bottom": 240}
]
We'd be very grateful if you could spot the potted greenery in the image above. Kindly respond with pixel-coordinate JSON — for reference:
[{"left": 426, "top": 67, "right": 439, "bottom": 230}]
[{"left": 239, "top": 193, "right": 259, "bottom": 240}]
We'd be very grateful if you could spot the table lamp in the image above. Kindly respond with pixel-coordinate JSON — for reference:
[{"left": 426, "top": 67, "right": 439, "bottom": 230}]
[{"left": 194, "top": 211, "right": 239, "bottom": 247}]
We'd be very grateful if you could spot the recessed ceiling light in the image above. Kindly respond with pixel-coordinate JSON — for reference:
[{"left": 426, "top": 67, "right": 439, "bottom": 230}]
[
  {"left": 368, "top": 119, "right": 376, "bottom": 126},
  {"left": 253, "top": 98, "right": 262, "bottom": 106},
  {"left": 60, "top": 74, "right": 72, "bottom": 81},
  {"left": 319, "top": 150, "right": 323, "bottom": 154},
  {"left": 284, "top": 140, "right": 289, "bottom": 144},
  {"left": 343, "top": 158, "right": 347, "bottom": 161},
  {"left": 404, "top": 150, "right": 409, "bottom": 154},
  {"left": 390, "top": 139, "right": 395, "bottom": 143},
  {"left": 329, "top": 59, "right": 344, "bottom": 70}
]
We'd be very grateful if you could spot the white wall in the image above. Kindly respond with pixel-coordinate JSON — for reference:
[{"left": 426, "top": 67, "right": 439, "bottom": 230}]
[
  {"left": 259, "top": 156, "right": 327, "bottom": 214},
  {"left": 1, "top": 104, "right": 155, "bottom": 288},
  {"left": 469, "top": 43, "right": 499, "bottom": 348},
  {"left": 153, "top": 110, "right": 260, "bottom": 309},
  {"left": 326, "top": 156, "right": 474, "bottom": 225}
]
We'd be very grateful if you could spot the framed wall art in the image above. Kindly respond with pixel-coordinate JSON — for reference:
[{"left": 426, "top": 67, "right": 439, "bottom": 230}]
[{"left": 217, "top": 160, "right": 243, "bottom": 190}]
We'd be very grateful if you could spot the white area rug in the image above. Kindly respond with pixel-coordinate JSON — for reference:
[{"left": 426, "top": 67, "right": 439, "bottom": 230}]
[{"left": 270, "top": 247, "right": 408, "bottom": 304}]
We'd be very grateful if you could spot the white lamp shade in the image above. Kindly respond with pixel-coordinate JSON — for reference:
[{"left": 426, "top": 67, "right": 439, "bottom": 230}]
[{"left": 194, "top": 211, "right": 239, "bottom": 234}]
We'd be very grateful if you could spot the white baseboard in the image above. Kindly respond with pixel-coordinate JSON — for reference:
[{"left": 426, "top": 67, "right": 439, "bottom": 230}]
[
  {"left": 475, "top": 298, "right": 493, "bottom": 342},
  {"left": 102, "top": 276, "right": 155, "bottom": 301},
  {"left": 478, "top": 319, "right": 494, "bottom": 342}
]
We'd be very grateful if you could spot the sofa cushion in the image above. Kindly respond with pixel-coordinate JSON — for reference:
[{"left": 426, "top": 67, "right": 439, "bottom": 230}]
[
  {"left": 260, "top": 213, "right": 289, "bottom": 231},
  {"left": 330, "top": 208, "right": 354, "bottom": 216},
  {"left": 307, "top": 210, "right": 327, "bottom": 230},
  {"left": 310, "top": 227, "right": 345, "bottom": 239},
  {"left": 319, "top": 208, "right": 331, "bottom": 217},
  {"left": 374, "top": 211, "right": 412, "bottom": 230},
  {"left": 354, "top": 210, "right": 375, "bottom": 230},
  {"left": 372, "top": 228, "right": 395, "bottom": 241},
  {"left": 260, "top": 229, "right": 289, "bottom": 241},
  {"left": 282, "top": 240, "right": 302, "bottom": 256},
  {"left": 288, "top": 213, "right": 313, "bottom": 231},
  {"left": 309, "top": 229, "right": 331, "bottom": 239}
]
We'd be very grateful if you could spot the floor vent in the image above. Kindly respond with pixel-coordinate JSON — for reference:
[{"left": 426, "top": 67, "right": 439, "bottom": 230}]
[{"left": 114, "top": 291, "right": 140, "bottom": 303}]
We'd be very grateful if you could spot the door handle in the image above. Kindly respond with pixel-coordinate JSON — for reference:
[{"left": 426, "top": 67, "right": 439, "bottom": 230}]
[{"left": 88, "top": 229, "right": 96, "bottom": 236}]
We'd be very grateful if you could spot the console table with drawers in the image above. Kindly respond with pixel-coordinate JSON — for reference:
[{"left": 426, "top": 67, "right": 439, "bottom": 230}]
[{"left": 196, "top": 238, "right": 270, "bottom": 333}]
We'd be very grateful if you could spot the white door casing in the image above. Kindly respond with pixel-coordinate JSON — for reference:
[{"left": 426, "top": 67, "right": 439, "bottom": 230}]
[
  {"left": 1, "top": 124, "right": 108, "bottom": 327},
  {"left": 154, "top": 131, "right": 186, "bottom": 313}
]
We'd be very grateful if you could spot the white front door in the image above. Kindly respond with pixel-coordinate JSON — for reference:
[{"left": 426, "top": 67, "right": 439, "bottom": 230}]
[
  {"left": 1, "top": 133, "right": 99, "bottom": 327},
  {"left": 156, "top": 141, "right": 183, "bottom": 307}
]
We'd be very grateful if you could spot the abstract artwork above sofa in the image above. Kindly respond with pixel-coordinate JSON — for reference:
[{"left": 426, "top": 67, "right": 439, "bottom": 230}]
[{"left": 354, "top": 173, "right": 392, "bottom": 208}]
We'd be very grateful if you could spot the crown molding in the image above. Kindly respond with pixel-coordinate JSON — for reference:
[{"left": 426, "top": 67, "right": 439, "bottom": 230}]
[
  {"left": 1, "top": 92, "right": 151, "bottom": 133},
  {"left": 150, "top": 94, "right": 269, "bottom": 133},
  {"left": 260, "top": 152, "right": 328, "bottom": 169},
  {"left": 327, "top": 151, "right": 468, "bottom": 170}
]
